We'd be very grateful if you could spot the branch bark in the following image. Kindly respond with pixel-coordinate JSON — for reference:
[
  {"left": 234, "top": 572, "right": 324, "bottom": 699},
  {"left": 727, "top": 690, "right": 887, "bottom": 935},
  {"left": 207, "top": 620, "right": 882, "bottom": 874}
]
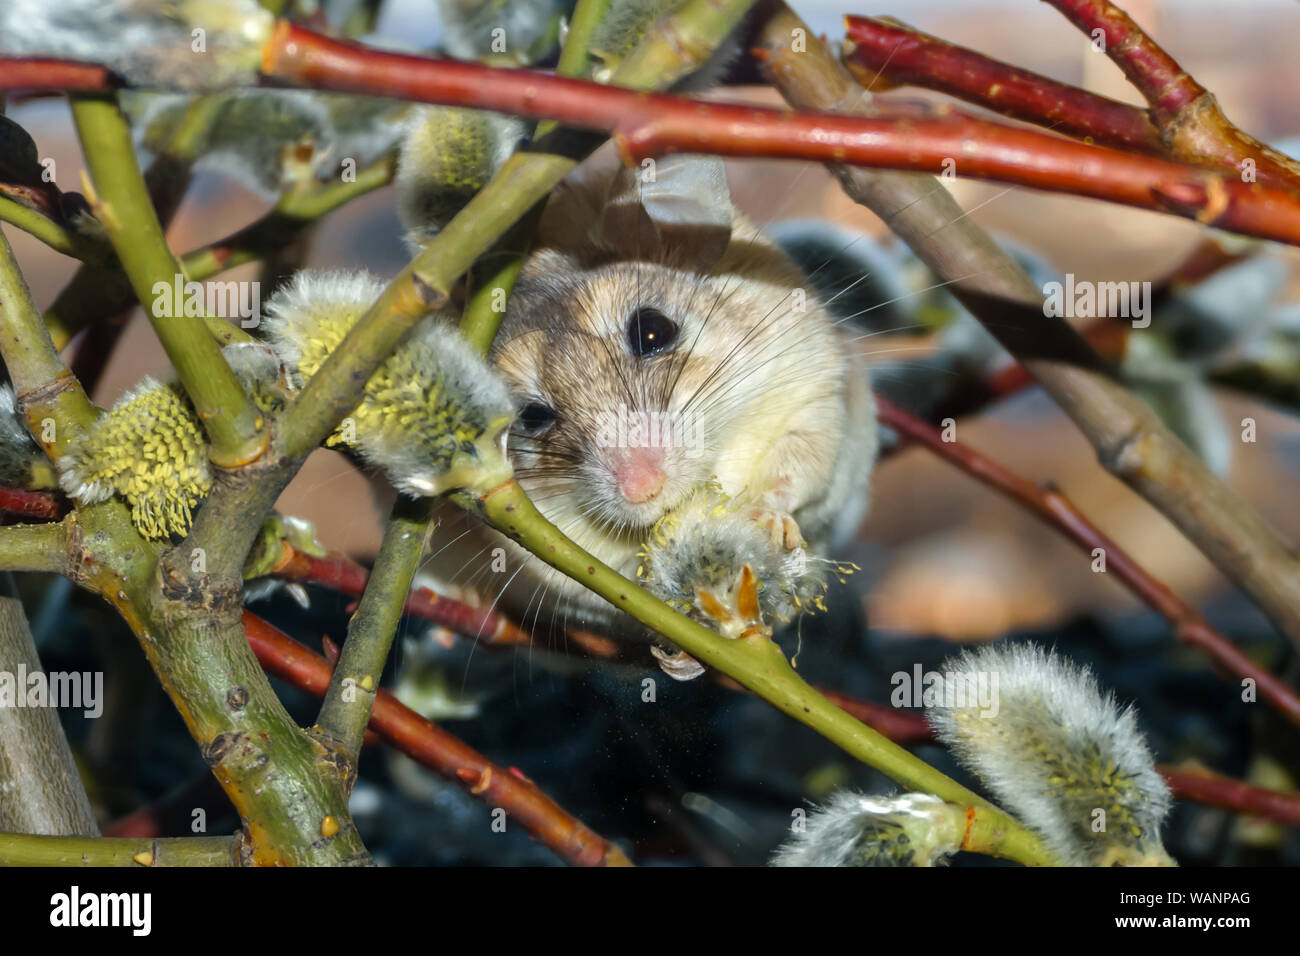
[
  {"left": 0, "top": 832, "right": 235, "bottom": 866},
  {"left": 1045, "top": 0, "right": 1300, "bottom": 192},
  {"left": 244, "top": 611, "right": 633, "bottom": 866},
  {"left": 877, "top": 395, "right": 1300, "bottom": 728},
  {"left": 68, "top": 95, "right": 266, "bottom": 467},
  {"left": 314, "top": 498, "right": 432, "bottom": 771},
  {"left": 755, "top": 4, "right": 1300, "bottom": 656},
  {"left": 0, "top": 580, "right": 98, "bottom": 836},
  {"left": 841, "top": 15, "right": 1163, "bottom": 154}
]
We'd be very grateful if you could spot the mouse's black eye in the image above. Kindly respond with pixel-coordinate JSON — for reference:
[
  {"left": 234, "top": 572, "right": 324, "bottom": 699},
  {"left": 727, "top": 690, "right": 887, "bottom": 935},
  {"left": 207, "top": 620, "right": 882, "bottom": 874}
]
[
  {"left": 518, "top": 401, "right": 557, "bottom": 437},
  {"left": 626, "top": 307, "right": 678, "bottom": 358}
]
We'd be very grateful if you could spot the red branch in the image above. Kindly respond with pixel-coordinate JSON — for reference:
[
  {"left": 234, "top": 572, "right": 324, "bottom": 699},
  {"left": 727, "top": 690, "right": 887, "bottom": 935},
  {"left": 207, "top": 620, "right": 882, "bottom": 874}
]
[
  {"left": 4, "top": 25, "right": 1299, "bottom": 244},
  {"left": 842, "top": 16, "right": 1162, "bottom": 155},
  {"left": 254, "top": 23, "right": 1300, "bottom": 247},
  {"left": 1044, "top": 0, "right": 1300, "bottom": 192},
  {"left": 816, "top": 693, "right": 1300, "bottom": 826},
  {"left": 1162, "top": 765, "right": 1300, "bottom": 827},
  {"left": 270, "top": 546, "right": 535, "bottom": 646},
  {"left": 0, "top": 486, "right": 66, "bottom": 520},
  {"left": 875, "top": 395, "right": 1300, "bottom": 729},
  {"left": 0, "top": 58, "right": 119, "bottom": 95},
  {"left": 1046, "top": 0, "right": 1204, "bottom": 123},
  {"left": 242, "top": 611, "right": 631, "bottom": 866},
  {"left": 268, "top": 517, "right": 1300, "bottom": 828}
]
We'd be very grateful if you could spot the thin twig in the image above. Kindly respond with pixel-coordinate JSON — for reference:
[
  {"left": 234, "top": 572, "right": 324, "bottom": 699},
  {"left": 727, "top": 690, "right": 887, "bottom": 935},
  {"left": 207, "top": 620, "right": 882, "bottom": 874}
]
[
  {"left": 755, "top": 4, "right": 1300, "bottom": 657},
  {"left": 315, "top": 497, "right": 432, "bottom": 770},
  {"left": 876, "top": 394, "right": 1300, "bottom": 729},
  {"left": 1044, "top": 0, "right": 1300, "bottom": 192},
  {"left": 841, "top": 15, "right": 1163, "bottom": 154},
  {"left": 243, "top": 611, "right": 633, "bottom": 866},
  {"left": 68, "top": 95, "right": 266, "bottom": 467}
]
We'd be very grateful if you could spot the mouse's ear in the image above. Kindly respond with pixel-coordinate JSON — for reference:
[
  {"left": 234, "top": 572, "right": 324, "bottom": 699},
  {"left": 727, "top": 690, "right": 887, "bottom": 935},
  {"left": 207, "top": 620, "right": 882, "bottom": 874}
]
[{"left": 599, "top": 154, "right": 734, "bottom": 271}]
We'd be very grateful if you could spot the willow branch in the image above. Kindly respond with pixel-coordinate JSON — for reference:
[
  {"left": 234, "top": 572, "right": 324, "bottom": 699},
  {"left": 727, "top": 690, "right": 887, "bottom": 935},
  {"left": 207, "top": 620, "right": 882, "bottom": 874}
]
[
  {"left": 44, "top": 96, "right": 256, "bottom": 351},
  {"left": 0, "top": 832, "right": 235, "bottom": 866},
  {"left": 755, "top": 4, "right": 1300, "bottom": 656},
  {"left": 1163, "top": 765, "right": 1300, "bottom": 827},
  {"left": 1045, "top": 0, "right": 1300, "bottom": 192},
  {"left": 877, "top": 395, "right": 1300, "bottom": 728},
  {"left": 5, "top": 25, "right": 1300, "bottom": 245},
  {"left": 0, "top": 487, "right": 64, "bottom": 521},
  {"left": 0, "top": 58, "right": 118, "bottom": 94},
  {"left": 0, "top": 195, "right": 105, "bottom": 261},
  {"left": 314, "top": 498, "right": 432, "bottom": 770},
  {"left": 0, "top": 230, "right": 98, "bottom": 460},
  {"left": 251, "top": 22, "right": 1300, "bottom": 247},
  {"left": 244, "top": 611, "right": 633, "bottom": 866},
  {"left": 841, "top": 15, "right": 1163, "bottom": 154},
  {"left": 68, "top": 95, "right": 266, "bottom": 467},
  {"left": 0, "top": 583, "right": 98, "bottom": 836},
  {"left": 554, "top": 0, "right": 613, "bottom": 79},
  {"left": 462, "top": 479, "right": 1055, "bottom": 865}
]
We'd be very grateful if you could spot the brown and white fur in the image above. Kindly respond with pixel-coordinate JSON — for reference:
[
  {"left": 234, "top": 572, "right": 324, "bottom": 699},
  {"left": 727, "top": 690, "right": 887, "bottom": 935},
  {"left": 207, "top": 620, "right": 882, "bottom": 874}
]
[{"left": 436, "top": 155, "right": 877, "bottom": 644}]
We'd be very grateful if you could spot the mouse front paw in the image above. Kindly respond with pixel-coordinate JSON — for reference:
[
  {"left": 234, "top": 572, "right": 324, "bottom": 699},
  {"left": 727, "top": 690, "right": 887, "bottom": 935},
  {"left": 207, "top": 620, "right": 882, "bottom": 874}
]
[{"left": 749, "top": 508, "right": 806, "bottom": 550}]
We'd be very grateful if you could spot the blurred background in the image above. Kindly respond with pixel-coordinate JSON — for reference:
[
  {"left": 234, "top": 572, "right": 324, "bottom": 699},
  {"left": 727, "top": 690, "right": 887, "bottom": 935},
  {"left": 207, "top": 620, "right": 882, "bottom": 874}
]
[{"left": 5, "top": 0, "right": 1300, "bottom": 864}]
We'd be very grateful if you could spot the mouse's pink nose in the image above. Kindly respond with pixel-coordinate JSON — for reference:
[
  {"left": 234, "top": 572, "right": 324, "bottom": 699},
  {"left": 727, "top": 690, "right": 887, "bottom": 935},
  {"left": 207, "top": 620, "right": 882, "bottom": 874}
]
[{"left": 614, "top": 448, "right": 667, "bottom": 504}]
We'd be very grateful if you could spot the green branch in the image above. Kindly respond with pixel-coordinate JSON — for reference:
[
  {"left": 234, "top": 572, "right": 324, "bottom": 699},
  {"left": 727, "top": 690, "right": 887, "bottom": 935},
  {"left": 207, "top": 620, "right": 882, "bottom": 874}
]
[
  {"left": 0, "top": 197, "right": 105, "bottom": 262},
  {"left": 466, "top": 481, "right": 1058, "bottom": 867},
  {"left": 555, "top": 0, "right": 614, "bottom": 79},
  {"left": 314, "top": 496, "right": 432, "bottom": 768},
  {"left": 0, "top": 522, "right": 72, "bottom": 575},
  {"left": 69, "top": 95, "right": 266, "bottom": 467},
  {"left": 0, "top": 229, "right": 98, "bottom": 459},
  {"left": 0, "top": 832, "right": 236, "bottom": 866},
  {"left": 180, "top": 156, "right": 395, "bottom": 286}
]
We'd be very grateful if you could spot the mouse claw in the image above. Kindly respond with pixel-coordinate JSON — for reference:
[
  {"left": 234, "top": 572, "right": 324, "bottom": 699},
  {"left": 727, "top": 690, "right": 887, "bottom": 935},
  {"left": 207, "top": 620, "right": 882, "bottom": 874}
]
[{"left": 749, "top": 508, "right": 805, "bottom": 550}]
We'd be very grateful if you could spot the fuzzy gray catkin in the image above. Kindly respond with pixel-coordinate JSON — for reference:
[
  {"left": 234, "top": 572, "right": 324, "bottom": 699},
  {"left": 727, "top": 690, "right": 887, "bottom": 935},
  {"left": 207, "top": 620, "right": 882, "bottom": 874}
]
[
  {"left": 57, "top": 271, "right": 516, "bottom": 539},
  {"left": 0, "top": 0, "right": 272, "bottom": 90},
  {"left": 926, "top": 642, "right": 1174, "bottom": 866},
  {"left": 770, "top": 793, "right": 965, "bottom": 867}
]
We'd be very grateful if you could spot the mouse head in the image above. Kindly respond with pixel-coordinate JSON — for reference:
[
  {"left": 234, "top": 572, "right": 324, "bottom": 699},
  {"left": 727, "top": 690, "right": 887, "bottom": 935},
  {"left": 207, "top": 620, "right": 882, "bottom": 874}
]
[{"left": 492, "top": 156, "right": 814, "bottom": 537}]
